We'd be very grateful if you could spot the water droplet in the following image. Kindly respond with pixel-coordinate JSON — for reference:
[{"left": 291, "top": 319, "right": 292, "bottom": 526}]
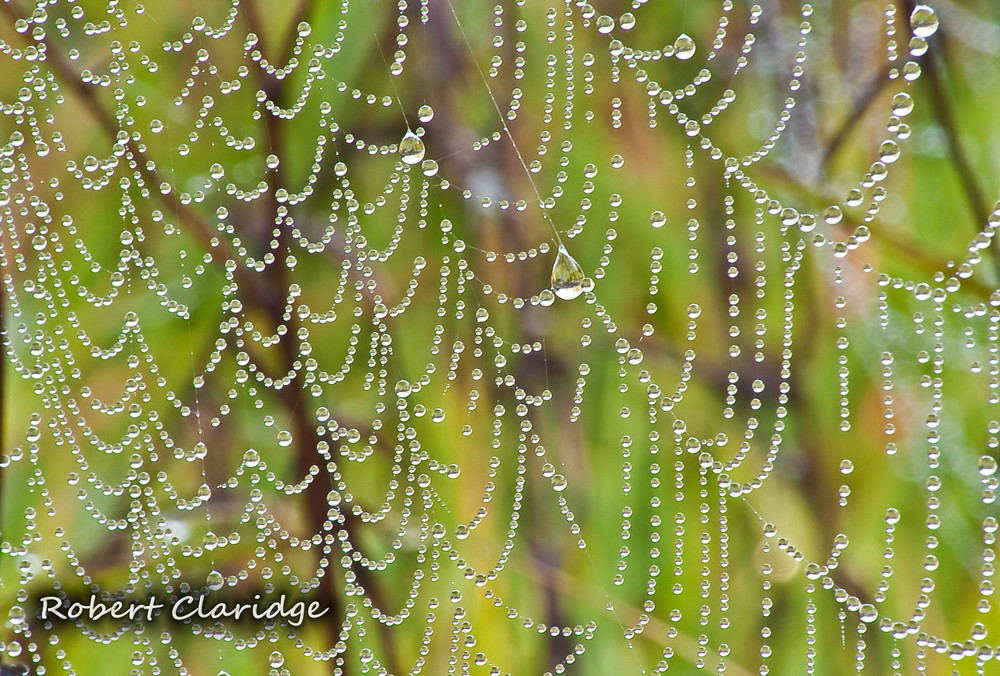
[
  {"left": 910, "top": 5, "right": 939, "bottom": 39},
  {"left": 268, "top": 651, "right": 284, "bottom": 668},
  {"left": 650, "top": 211, "right": 666, "bottom": 228},
  {"left": 674, "top": 33, "right": 696, "bottom": 60},
  {"left": 207, "top": 570, "right": 224, "bottom": 591},
  {"left": 243, "top": 448, "right": 260, "bottom": 467},
  {"left": 209, "top": 163, "right": 224, "bottom": 179},
  {"left": 879, "top": 140, "right": 900, "bottom": 163},
  {"left": 395, "top": 379, "right": 412, "bottom": 397},
  {"left": 150, "top": 119, "right": 163, "bottom": 133},
  {"left": 8, "top": 606, "right": 26, "bottom": 625},
  {"left": 823, "top": 205, "right": 843, "bottom": 224},
  {"left": 476, "top": 307, "right": 489, "bottom": 322},
  {"left": 399, "top": 131, "right": 425, "bottom": 164},
  {"left": 551, "top": 244, "right": 586, "bottom": 300},
  {"left": 840, "top": 460, "right": 854, "bottom": 474},
  {"left": 859, "top": 604, "right": 877, "bottom": 623},
  {"left": 421, "top": 159, "right": 438, "bottom": 176},
  {"left": 596, "top": 15, "right": 615, "bottom": 34},
  {"left": 619, "top": 12, "right": 636, "bottom": 30},
  {"left": 979, "top": 456, "right": 998, "bottom": 476},
  {"left": 891, "top": 92, "right": 913, "bottom": 116},
  {"left": 276, "top": 430, "right": 293, "bottom": 447},
  {"left": 417, "top": 104, "right": 434, "bottom": 123}
]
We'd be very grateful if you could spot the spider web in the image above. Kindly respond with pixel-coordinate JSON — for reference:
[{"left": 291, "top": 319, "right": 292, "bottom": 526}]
[{"left": 2, "top": 0, "right": 1000, "bottom": 674}]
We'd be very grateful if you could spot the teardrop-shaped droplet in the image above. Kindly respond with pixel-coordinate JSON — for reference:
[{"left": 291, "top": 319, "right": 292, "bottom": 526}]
[
  {"left": 674, "top": 33, "right": 696, "bottom": 60},
  {"left": 551, "top": 244, "right": 586, "bottom": 300},
  {"left": 399, "top": 131, "right": 425, "bottom": 165},
  {"left": 243, "top": 448, "right": 260, "bottom": 467},
  {"left": 207, "top": 570, "right": 224, "bottom": 591},
  {"left": 910, "top": 5, "right": 939, "bottom": 38}
]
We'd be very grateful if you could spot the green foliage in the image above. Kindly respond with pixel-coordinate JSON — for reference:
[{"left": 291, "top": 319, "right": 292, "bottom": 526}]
[{"left": 3, "top": 1, "right": 1000, "bottom": 674}]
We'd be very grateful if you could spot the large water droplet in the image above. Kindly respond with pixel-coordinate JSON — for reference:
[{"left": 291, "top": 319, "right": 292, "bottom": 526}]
[
  {"left": 910, "top": 5, "right": 939, "bottom": 39},
  {"left": 596, "top": 15, "right": 615, "bottom": 34},
  {"left": 891, "top": 92, "right": 914, "bottom": 117},
  {"left": 674, "top": 33, "right": 696, "bottom": 60},
  {"left": 979, "top": 456, "right": 998, "bottom": 476},
  {"left": 417, "top": 104, "right": 434, "bottom": 123},
  {"left": 207, "top": 570, "right": 224, "bottom": 591},
  {"left": 551, "top": 244, "right": 586, "bottom": 300},
  {"left": 399, "top": 131, "right": 425, "bottom": 164},
  {"left": 243, "top": 448, "right": 260, "bottom": 467}
]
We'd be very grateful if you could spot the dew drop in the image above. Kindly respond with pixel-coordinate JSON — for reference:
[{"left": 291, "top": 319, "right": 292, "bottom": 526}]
[
  {"left": 891, "top": 92, "right": 914, "bottom": 116},
  {"left": 268, "top": 651, "right": 284, "bottom": 668},
  {"left": 596, "top": 15, "right": 615, "bottom": 34},
  {"left": 243, "top": 448, "right": 260, "bottom": 467},
  {"left": 823, "top": 205, "right": 843, "bottom": 225},
  {"left": 551, "top": 244, "right": 586, "bottom": 300},
  {"left": 276, "top": 430, "right": 293, "bottom": 447},
  {"left": 650, "top": 211, "right": 666, "bottom": 228},
  {"left": 209, "top": 163, "right": 224, "bottom": 179},
  {"left": 910, "top": 5, "right": 939, "bottom": 39},
  {"left": 150, "top": 119, "right": 163, "bottom": 133},
  {"left": 417, "top": 104, "right": 434, "bottom": 123},
  {"left": 8, "top": 606, "right": 26, "bottom": 625},
  {"left": 399, "top": 131, "right": 425, "bottom": 164},
  {"left": 395, "top": 379, "right": 412, "bottom": 397},
  {"left": 879, "top": 140, "right": 900, "bottom": 163},
  {"left": 421, "top": 159, "right": 438, "bottom": 176},
  {"left": 979, "top": 456, "right": 998, "bottom": 477},
  {"left": 674, "top": 33, "right": 696, "bottom": 60},
  {"left": 207, "top": 570, "right": 224, "bottom": 591},
  {"left": 619, "top": 12, "right": 636, "bottom": 30}
]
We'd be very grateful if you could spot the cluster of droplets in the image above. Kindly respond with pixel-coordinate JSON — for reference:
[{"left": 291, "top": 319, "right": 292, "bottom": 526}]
[{"left": 6, "top": 1, "right": 1000, "bottom": 674}]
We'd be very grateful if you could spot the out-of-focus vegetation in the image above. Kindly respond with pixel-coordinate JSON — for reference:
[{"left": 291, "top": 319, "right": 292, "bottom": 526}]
[{"left": 3, "top": 0, "right": 1000, "bottom": 674}]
